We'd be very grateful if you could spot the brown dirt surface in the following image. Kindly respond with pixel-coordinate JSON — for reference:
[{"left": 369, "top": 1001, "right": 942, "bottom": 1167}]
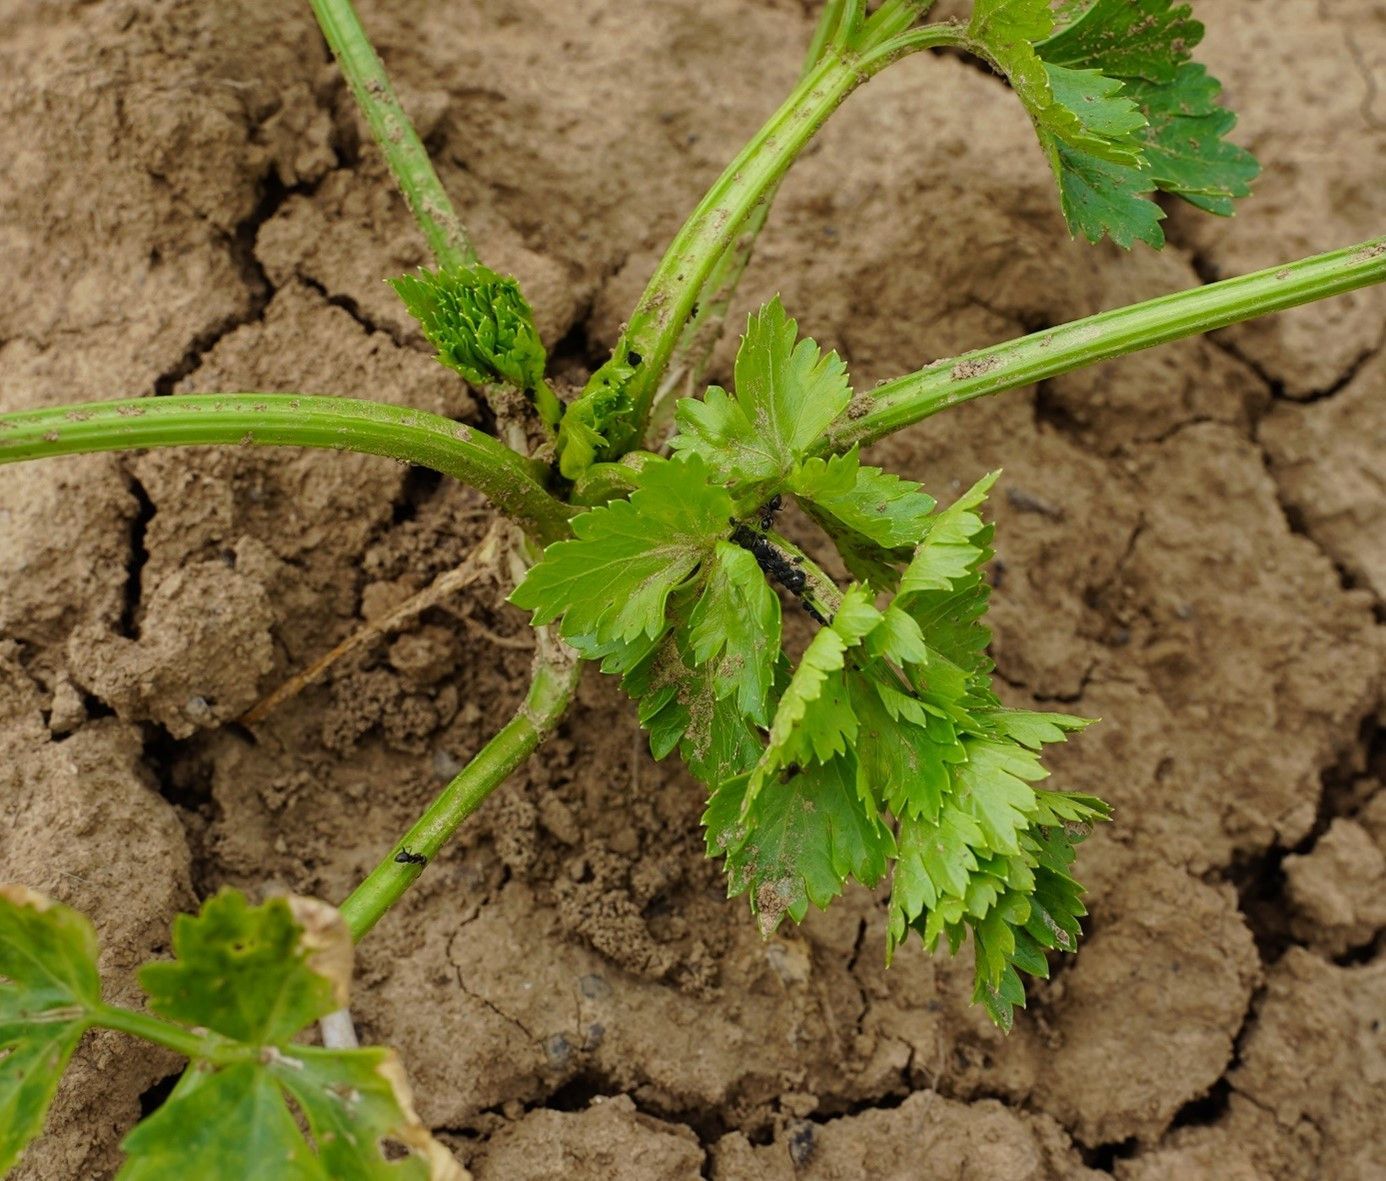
[{"left": 1, "top": 1, "right": 1383, "bottom": 1178}]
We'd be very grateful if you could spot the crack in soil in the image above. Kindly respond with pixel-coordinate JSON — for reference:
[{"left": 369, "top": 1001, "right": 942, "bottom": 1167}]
[
  {"left": 117, "top": 468, "right": 156, "bottom": 641},
  {"left": 297, "top": 272, "right": 417, "bottom": 350},
  {"left": 151, "top": 176, "right": 293, "bottom": 396},
  {"left": 444, "top": 926, "right": 543, "bottom": 1045}
]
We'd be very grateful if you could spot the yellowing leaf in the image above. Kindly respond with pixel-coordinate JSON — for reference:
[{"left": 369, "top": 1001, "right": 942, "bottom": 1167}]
[{"left": 140, "top": 891, "right": 341, "bottom": 1044}]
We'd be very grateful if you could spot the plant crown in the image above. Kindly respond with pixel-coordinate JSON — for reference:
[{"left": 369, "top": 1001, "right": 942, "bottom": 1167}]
[{"left": 512, "top": 299, "right": 1109, "bottom": 1029}]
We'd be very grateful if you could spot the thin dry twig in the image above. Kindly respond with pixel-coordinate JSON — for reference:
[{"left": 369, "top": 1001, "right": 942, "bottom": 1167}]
[
  {"left": 240, "top": 521, "right": 505, "bottom": 725},
  {"left": 458, "top": 612, "right": 535, "bottom": 651}
]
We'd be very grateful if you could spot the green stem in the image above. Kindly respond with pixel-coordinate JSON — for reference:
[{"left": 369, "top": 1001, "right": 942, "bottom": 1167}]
[
  {"left": 605, "top": 26, "right": 963, "bottom": 450},
  {"left": 647, "top": 0, "right": 856, "bottom": 441},
  {"left": 606, "top": 53, "right": 867, "bottom": 443},
  {"left": 834, "top": 237, "right": 1386, "bottom": 450},
  {"left": 830, "top": 0, "right": 868, "bottom": 50},
  {"left": 337, "top": 641, "right": 580, "bottom": 941},
  {"left": 308, "top": 0, "right": 474, "bottom": 269},
  {"left": 93, "top": 1004, "right": 258, "bottom": 1065},
  {"left": 570, "top": 452, "right": 657, "bottom": 506},
  {"left": 857, "top": 0, "right": 938, "bottom": 50},
  {"left": 0, "top": 394, "right": 572, "bottom": 544},
  {"left": 804, "top": 0, "right": 850, "bottom": 70}
]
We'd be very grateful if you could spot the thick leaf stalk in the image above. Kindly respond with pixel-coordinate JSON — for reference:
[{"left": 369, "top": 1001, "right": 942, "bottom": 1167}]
[
  {"left": 0, "top": 394, "right": 572, "bottom": 544},
  {"left": 833, "top": 237, "right": 1386, "bottom": 448},
  {"left": 337, "top": 635, "right": 581, "bottom": 941},
  {"left": 308, "top": 0, "right": 474, "bottom": 268}
]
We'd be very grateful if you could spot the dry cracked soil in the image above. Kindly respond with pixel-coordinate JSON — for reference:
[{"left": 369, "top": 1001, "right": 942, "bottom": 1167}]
[{"left": 1, "top": 1, "right": 1384, "bottom": 1178}]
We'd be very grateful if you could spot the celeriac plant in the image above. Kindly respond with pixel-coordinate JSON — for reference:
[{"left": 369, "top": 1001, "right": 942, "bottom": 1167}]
[{"left": 1, "top": 0, "right": 1383, "bottom": 1173}]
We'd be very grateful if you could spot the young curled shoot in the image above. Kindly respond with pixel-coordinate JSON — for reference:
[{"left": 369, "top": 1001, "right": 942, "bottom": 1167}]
[{"left": 390, "top": 264, "right": 562, "bottom": 430}]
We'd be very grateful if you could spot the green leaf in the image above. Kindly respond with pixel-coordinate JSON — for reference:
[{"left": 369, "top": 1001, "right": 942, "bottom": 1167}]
[
  {"left": 757, "top": 628, "right": 853, "bottom": 772},
  {"left": 970, "top": 0, "right": 1256, "bottom": 246},
  {"left": 863, "top": 604, "right": 930, "bottom": 666},
  {"left": 890, "top": 812, "right": 1102, "bottom": 1030},
  {"left": 969, "top": 1, "right": 1147, "bottom": 167},
  {"left": 968, "top": 0, "right": 1059, "bottom": 124},
  {"left": 0, "top": 886, "right": 100, "bottom": 1176},
  {"left": 788, "top": 449, "right": 938, "bottom": 586},
  {"left": 898, "top": 471, "right": 998, "bottom": 595},
  {"left": 118, "top": 1064, "right": 325, "bottom": 1180},
  {"left": 390, "top": 265, "right": 556, "bottom": 423},
  {"left": 1032, "top": 62, "right": 1164, "bottom": 250},
  {"left": 0, "top": 888, "right": 459, "bottom": 1178},
  {"left": 706, "top": 758, "right": 893, "bottom": 934},
  {"left": 788, "top": 448, "right": 936, "bottom": 549},
  {"left": 978, "top": 709, "right": 1092, "bottom": 749},
  {"left": 120, "top": 1048, "right": 450, "bottom": 1181},
  {"left": 672, "top": 298, "right": 851, "bottom": 486},
  {"left": 688, "top": 542, "right": 782, "bottom": 726},
  {"left": 969, "top": 827, "right": 1097, "bottom": 1030},
  {"left": 1042, "top": 0, "right": 1203, "bottom": 81},
  {"left": 511, "top": 454, "right": 732, "bottom": 645},
  {"left": 276, "top": 1048, "right": 452, "bottom": 1181},
  {"left": 953, "top": 737, "right": 1044, "bottom": 855},
  {"left": 139, "top": 891, "right": 340, "bottom": 1044},
  {"left": 1044, "top": 63, "right": 1148, "bottom": 161},
  {"left": 606, "top": 611, "right": 766, "bottom": 786},
  {"left": 1037, "top": 0, "right": 1203, "bottom": 82},
  {"left": 1049, "top": 139, "right": 1165, "bottom": 248},
  {"left": 851, "top": 676, "right": 963, "bottom": 822},
  {"left": 744, "top": 585, "right": 882, "bottom": 811},
  {"left": 895, "top": 474, "right": 999, "bottom": 707},
  {"left": 1126, "top": 66, "right": 1259, "bottom": 214},
  {"left": 1031, "top": 789, "right": 1113, "bottom": 827},
  {"left": 887, "top": 804, "right": 985, "bottom": 957},
  {"left": 122, "top": 893, "right": 460, "bottom": 1180},
  {"left": 1036, "top": 0, "right": 1257, "bottom": 234}
]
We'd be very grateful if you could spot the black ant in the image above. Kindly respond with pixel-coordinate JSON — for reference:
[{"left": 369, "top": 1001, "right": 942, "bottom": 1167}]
[
  {"left": 394, "top": 847, "right": 428, "bottom": 867},
  {"left": 759, "top": 492, "right": 783, "bottom": 532}
]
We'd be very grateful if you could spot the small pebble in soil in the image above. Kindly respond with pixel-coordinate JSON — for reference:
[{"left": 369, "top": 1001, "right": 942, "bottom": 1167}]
[
  {"left": 787, "top": 1121, "right": 816, "bottom": 1167},
  {"left": 432, "top": 747, "right": 463, "bottom": 779},
  {"left": 579, "top": 973, "right": 611, "bottom": 1000},
  {"left": 543, "top": 1033, "right": 572, "bottom": 1069}
]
